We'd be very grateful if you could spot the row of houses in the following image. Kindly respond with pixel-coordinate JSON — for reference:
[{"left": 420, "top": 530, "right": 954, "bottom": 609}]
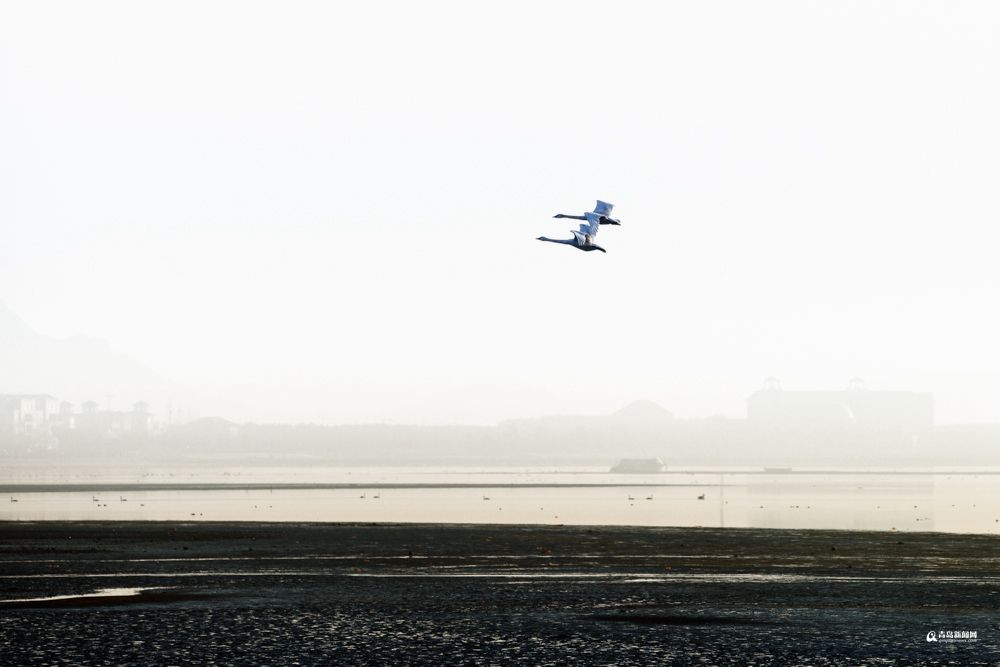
[
  {"left": 0, "top": 394, "right": 153, "bottom": 448},
  {"left": 2, "top": 379, "right": 937, "bottom": 458}
]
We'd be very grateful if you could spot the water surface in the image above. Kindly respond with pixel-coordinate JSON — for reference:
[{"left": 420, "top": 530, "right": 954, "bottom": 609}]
[{"left": 3, "top": 467, "right": 998, "bottom": 533}]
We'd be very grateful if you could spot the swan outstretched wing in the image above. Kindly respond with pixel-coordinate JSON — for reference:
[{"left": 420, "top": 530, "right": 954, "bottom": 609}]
[
  {"left": 583, "top": 212, "right": 602, "bottom": 237},
  {"left": 593, "top": 200, "right": 614, "bottom": 216}
]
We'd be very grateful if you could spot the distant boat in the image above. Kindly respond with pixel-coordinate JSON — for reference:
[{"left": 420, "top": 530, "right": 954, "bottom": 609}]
[{"left": 610, "top": 458, "right": 666, "bottom": 474}]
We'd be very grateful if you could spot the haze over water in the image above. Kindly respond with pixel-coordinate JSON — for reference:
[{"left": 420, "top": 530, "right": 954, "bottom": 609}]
[
  {"left": 3, "top": 3, "right": 1000, "bottom": 542},
  {"left": 4, "top": 467, "right": 998, "bottom": 534}
]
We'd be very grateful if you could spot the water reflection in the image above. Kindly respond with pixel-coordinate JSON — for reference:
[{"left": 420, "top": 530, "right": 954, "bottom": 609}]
[{"left": 1, "top": 587, "right": 150, "bottom": 603}]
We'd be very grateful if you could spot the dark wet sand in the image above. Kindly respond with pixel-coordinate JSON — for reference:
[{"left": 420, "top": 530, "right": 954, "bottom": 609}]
[{"left": 1, "top": 522, "right": 998, "bottom": 664}]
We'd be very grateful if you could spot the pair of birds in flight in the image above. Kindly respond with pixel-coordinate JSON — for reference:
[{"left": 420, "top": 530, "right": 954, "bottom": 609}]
[{"left": 537, "top": 200, "right": 621, "bottom": 253}]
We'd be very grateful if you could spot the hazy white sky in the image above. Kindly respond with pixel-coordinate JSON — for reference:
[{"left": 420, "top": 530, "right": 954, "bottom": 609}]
[{"left": 2, "top": 1, "right": 999, "bottom": 424}]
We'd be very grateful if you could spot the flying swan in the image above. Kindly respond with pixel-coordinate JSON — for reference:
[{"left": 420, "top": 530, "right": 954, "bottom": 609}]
[
  {"left": 537, "top": 200, "right": 620, "bottom": 253},
  {"left": 553, "top": 200, "right": 621, "bottom": 226},
  {"left": 537, "top": 211, "right": 608, "bottom": 253}
]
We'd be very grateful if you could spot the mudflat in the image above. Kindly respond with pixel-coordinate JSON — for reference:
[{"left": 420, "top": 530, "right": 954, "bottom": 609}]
[{"left": 1, "top": 522, "right": 998, "bottom": 664}]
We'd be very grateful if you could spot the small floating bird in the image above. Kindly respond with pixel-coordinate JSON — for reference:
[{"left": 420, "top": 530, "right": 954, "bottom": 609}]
[
  {"left": 697, "top": 494, "right": 706, "bottom": 500},
  {"left": 554, "top": 200, "right": 621, "bottom": 226},
  {"left": 538, "top": 212, "right": 607, "bottom": 253}
]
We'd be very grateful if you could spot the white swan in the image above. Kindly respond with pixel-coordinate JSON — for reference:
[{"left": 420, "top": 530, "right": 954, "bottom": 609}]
[
  {"left": 537, "top": 212, "right": 607, "bottom": 253},
  {"left": 553, "top": 200, "right": 621, "bottom": 226}
]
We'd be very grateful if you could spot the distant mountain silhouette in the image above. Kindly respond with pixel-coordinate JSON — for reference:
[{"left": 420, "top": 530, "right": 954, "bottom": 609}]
[{"left": 0, "top": 300, "right": 172, "bottom": 408}]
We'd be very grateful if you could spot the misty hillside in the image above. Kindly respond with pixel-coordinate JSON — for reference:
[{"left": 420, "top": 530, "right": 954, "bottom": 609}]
[{"left": 0, "top": 301, "right": 173, "bottom": 408}]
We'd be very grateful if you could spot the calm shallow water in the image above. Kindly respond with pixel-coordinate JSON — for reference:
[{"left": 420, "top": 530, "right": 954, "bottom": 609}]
[{"left": 3, "top": 467, "right": 998, "bottom": 533}]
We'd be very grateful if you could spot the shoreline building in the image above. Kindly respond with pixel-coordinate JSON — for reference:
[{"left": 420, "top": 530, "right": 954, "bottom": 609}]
[
  {"left": 0, "top": 394, "right": 61, "bottom": 448},
  {"left": 1, "top": 395, "right": 155, "bottom": 449},
  {"left": 74, "top": 400, "right": 154, "bottom": 442},
  {"left": 746, "top": 378, "right": 933, "bottom": 453}
]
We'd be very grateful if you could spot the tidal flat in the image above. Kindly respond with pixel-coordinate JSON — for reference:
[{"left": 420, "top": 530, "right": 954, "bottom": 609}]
[{"left": 1, "top": 522, "right": 998, "bottom": 665}]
